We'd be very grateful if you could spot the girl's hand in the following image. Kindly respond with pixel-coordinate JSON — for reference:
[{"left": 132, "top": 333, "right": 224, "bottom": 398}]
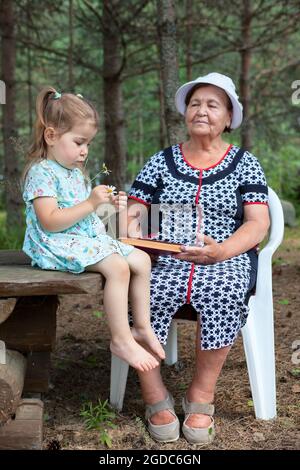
[
  {"left": 173, "top": 235, "right": 225, "bottom": 264},
  {"left": 88, "top": 185, "right": 110, "bottom": 210},
  {"left": 111, "top": 191, "right": 127, "bottom": 213}
]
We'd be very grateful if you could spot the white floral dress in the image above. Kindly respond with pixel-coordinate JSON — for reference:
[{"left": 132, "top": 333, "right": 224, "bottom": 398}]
[{"left": 23, "top": 159, "right": 133, "bottom": 273}]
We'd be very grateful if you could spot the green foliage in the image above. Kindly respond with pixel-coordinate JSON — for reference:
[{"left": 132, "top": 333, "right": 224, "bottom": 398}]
[
  {"left": 0, "top": 212, "right": 25, "bottom": 249},
  {"left": 278, "top": 299, "right": 289, "bottom": 305},
  {"left": 290, "top": 368, "right": 300, "bottom": 378},
  {"left": 283, "top": 222, "right": 300, "bottom": 240},
  {"left": 80, "top": 399, "right": 116, "bottom": 448},
  {"left": 93, "top": 310, "right": 104, "bottom": 319},
  {"left": 2, "top": 0, "right": 300, "bottom": 219},
  {"left": 83, "top": 354, "right": 98, "bottom": 368}
]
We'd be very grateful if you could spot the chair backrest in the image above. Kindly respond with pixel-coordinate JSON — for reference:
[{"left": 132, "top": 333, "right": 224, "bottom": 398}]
[{"left": 266, "top": 187, "right": 285, "bottom": 254}]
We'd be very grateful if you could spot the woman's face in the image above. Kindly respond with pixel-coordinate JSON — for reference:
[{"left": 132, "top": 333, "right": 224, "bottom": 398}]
[{"left": 185, "top": 85, "right": 232, "bottom": 140}]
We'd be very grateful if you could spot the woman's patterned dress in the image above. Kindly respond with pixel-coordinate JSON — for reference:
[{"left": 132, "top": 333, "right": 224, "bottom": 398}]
[{"left": 129, "top": 144, "right": 268, "bottom": 350}]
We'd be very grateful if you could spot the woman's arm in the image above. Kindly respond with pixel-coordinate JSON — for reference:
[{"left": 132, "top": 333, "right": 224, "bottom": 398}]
[
  {"left": 175, "top": 204, "right": 270, "bottom": 264},
  {"left": 33, "top": 185, "right": 110, "bottom": 232}
]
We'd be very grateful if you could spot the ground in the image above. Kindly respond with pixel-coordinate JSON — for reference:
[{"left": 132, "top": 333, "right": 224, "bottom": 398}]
[{"left": 43, "top": 228, "right": 300, "bottom": 450}]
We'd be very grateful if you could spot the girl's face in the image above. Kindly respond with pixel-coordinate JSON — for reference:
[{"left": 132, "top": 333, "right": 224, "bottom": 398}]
[
  {"left": 45, "top": 120, "right": 97, "bottom": 170},
  {"left": 185, "top": 85, "right": 232, "bottom": 139}
]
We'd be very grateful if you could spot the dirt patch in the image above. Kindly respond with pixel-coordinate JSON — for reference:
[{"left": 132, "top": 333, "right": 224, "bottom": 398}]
[{"left": 42, "top": 238, "right": 300, "bottom": 450}]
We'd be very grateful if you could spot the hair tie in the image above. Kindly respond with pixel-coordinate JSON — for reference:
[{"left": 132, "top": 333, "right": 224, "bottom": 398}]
[{"left": 52, "top": 91, "right": 61, "bottom": 100}]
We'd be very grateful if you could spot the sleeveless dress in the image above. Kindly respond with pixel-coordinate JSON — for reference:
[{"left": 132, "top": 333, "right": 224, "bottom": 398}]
[
  {"left": 128, "top": 144, "right": 268, "bottom": 350},
  {"left": 23, "top": 159, "right": 134, "bottom": 273}
]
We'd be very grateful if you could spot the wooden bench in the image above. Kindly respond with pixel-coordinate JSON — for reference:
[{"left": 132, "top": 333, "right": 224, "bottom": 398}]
[{"left": 0, "top": 250, "right": 103, "bottom": 450}]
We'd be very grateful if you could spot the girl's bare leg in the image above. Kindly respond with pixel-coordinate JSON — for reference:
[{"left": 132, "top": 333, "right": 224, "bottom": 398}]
[
  {"left": 126, "top": 249, "right": 165, "bottom": 360},
  {"left": 86, "top": 254, "right": 159, "bottom": 372}
]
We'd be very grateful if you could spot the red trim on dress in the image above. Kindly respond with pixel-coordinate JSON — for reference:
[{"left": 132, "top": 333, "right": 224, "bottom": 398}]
[
  {"left": 243, "top": 202, "right": 269, "bottom": 206},
  {"left": 180, "top": 143, "right": 233, "bottom": 171},
  {"left": 128, "top": 195, "right": 150, "bottom": 206},
  {"left": 186, "top": 170, "right": 204, "bottom": 304},
  {"left": 186, "top": 264, "right": 195, "bottom": 304}
]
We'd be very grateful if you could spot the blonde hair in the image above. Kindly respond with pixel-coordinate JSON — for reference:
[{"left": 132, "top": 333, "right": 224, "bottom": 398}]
[{"left": 23, "top": 86, "right": 99, "bottom": 180}]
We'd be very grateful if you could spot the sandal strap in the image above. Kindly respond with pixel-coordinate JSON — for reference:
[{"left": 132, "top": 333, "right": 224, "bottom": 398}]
[
  {"left": 145, "top": 393, "right": 176, "bottom": 420},
  {"left": 182, "top": 396, "right": 215, "bottom": 416}
]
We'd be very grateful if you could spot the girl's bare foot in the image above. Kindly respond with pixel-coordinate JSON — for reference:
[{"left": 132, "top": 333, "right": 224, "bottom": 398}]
[
  {"left": 110, "top": 337, "right": 159, "bottom": 372},
  {"left": 132, "top": 326, "right": 166, "bottom": 360}
]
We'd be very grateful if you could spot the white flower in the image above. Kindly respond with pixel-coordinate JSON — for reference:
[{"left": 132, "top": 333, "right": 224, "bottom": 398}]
[{"left": 107, "top": 185, "right": 117, "bottom": 196}]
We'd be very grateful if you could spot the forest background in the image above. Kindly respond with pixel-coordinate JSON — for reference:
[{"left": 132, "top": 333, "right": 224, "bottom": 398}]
[
  {"left": 0, "top": 0, "right": 300, "bottom": 451},
  {"left": 1, "top": 0, "right": 300, "bottom": 245}
]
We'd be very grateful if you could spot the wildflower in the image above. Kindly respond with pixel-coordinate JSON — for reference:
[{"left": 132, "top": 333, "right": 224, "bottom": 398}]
[
  {"left": 89, "top": 163, "right": 112, "bottom": 183},
  {"left": 101, "top": 163, "right": 112, "bottom": 176},
  {"left": 106, "top": 185, "right": 117, "bottom": 196}
]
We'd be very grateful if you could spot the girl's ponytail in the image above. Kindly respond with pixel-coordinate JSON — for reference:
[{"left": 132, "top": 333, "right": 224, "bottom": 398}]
[
  {"left": 27, "top": 86, "right": 57, "bottom": 162},
  {"left": 23, "top": 85, "right": 99, "bottom": 182}
]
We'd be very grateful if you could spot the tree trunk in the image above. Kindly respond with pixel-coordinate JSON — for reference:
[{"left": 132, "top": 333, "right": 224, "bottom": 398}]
[
  {"left": 158, "top": 70, "right": 167, "bottom": 149},
  {"left": 102, "top": 0, "right": 126, "bottom": 189},
  {"left": 0, "top": 0, "right": 23, "bottom": 231},
  {"left": 240, "top": 0, "right": 252, "bottom": 150},
  {"left": 26, "top": 0, "right": 33, "bottom": 132},
  {"left": 157, "top": 0, "right": 185, "bottom": 145},
  {"left": 185, "top": 0, "right": 193, "bottom": 81},
  {"left": 68, "top": 0, "right": 74, "bottom": 92}
]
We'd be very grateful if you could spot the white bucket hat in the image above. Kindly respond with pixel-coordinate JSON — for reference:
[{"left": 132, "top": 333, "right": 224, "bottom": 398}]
[{"left": 175, "top": 72, "right": 243, "bottom": 129}]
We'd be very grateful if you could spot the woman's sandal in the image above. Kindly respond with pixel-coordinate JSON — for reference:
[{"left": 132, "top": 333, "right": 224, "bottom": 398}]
[
  {"left": 182, "top": 395, "right": 215, "bottom": 444},
  {"left": 145, "top": 392, "right": 180, "bottom": 443}
]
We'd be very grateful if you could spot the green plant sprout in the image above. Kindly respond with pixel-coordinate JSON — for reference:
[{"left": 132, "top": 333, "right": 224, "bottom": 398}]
[{"left": 80, "top": 399, "right": 116, "bottom": 448}]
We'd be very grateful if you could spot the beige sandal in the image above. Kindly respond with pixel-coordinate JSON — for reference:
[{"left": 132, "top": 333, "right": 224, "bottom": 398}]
[
  {"left": 182, "top": 396, "right": 215, "bottom": 444},
  {"left": 145, "top": 392, "right": 180, "bottom": 443}
]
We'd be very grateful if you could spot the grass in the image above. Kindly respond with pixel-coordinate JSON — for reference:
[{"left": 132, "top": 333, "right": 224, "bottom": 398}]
[
  {"left": 0, "top": 212, "right": 25, "bottom": 249},
  {"left": 80, "top": 399, "right": 116, "bottom": 448},
  {"left": 282, "top": 222, "right": 299, "bottom": 241}
]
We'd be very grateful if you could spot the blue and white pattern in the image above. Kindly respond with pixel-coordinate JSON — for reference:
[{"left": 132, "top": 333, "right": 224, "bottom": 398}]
[
  {"left": 23, "top": 159, "right": 134, "bottom": 273},
  {"left": 129, "top": 144, "right": 268, "bottom": 350}
]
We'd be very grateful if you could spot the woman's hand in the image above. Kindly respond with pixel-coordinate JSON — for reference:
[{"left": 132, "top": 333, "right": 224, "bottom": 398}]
[
  {"left": 111, "top": 191, "right": 127, "bottom": 213},
  {"left": 173, "top": 235, "right": 224, "bottom": 264}
]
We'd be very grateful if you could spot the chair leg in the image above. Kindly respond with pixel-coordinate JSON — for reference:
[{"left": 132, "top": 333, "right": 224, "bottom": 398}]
[
  {"left": 0, "top": 340, "right": 6, "bottom": 364},
  {"left": 164, "top": 321, "right": 178, "bottom": 366},
  {"left": 110, "top": 354, "right": 129, "bottom": 411},
  {"left": 242, "top": 299, "right": 276, "bottom": 420}
]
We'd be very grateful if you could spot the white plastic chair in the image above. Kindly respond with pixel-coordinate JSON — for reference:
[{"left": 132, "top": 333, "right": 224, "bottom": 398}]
[{"left": 110, "top": 187, "right": 284, "bottom": 419}]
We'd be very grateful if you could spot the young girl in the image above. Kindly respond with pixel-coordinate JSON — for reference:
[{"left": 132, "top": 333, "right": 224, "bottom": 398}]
[{"left": 22, "top": 86, "right": 165, "bottom": 372}]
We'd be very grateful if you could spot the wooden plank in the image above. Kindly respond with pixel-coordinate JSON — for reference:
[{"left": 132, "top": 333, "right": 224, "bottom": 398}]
[
  {"left": 23, "top": 352, "right": 51, "bottom": 393},
  {"left": 0, "top": 265, "right": 103, "bottom": 296},
  {"left": 0, "top": 296, "right": 57, "bottom": 353},
  {"left": 0, "top": 398, "right": 43, "bottom": 450},
  {"left": 0, "top": 250, "right": 31, "bottom": 265}
]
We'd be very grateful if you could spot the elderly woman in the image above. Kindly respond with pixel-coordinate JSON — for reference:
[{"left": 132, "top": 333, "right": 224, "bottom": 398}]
[{"left": 127, "top": 72, "right": 270, "bottom": 444}]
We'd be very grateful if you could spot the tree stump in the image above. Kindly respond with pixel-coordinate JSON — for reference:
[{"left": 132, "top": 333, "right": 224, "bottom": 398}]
[
  {"left": 0, "top": 349, "right": 27, "bottom": 425},
  {"left": 0, "top": 298, "right": 16, "bottom": 324}
]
